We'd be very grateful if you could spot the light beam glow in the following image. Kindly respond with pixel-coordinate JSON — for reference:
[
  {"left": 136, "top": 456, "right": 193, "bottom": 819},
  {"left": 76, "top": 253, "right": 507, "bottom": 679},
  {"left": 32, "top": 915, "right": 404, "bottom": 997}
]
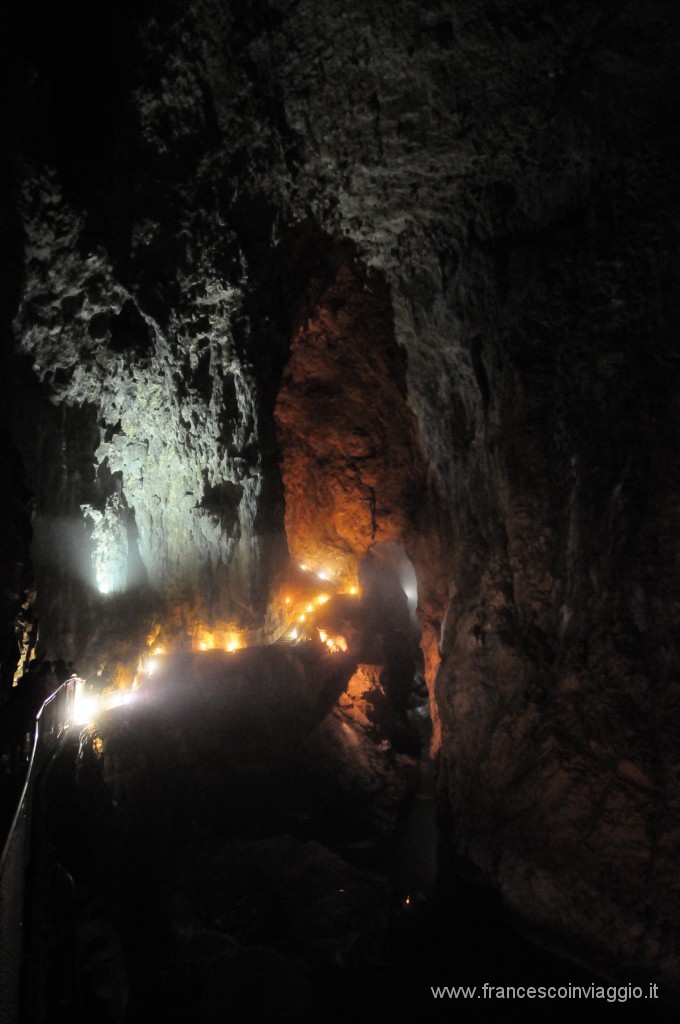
[
  {"left": 72, "top": 680, "right": 100, "bottom": 725},
  {"left": 82, "top": 495, "right": 128, "bottom": 596}
]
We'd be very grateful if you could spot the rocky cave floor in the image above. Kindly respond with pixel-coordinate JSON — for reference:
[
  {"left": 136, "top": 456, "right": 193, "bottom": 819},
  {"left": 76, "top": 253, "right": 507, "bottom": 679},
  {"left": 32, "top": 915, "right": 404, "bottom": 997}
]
[{"left": 26, "top": 649, "right": 677, "bottom": 1024}]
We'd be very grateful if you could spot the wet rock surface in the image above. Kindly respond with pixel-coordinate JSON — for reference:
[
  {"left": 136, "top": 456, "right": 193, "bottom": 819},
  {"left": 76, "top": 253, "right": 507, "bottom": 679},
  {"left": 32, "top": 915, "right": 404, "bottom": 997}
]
[{"left": 1, "top": 0, "right": 679, "bottom": 996}]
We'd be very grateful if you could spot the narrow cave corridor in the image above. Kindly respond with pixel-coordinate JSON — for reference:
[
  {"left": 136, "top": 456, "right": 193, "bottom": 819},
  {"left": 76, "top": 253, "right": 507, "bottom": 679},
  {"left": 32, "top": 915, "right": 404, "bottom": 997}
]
[{"left": 2, "top": 0, "right": 680, "bottom": 1021}]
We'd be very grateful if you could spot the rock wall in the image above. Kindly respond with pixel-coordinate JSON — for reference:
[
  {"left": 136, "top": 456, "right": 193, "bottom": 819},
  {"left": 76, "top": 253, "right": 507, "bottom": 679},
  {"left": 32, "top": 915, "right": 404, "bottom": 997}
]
[
  {"left": 0, "top": 419, "right": 35, "bottom": 695},
  {"left": 2, "top": 0, "right": 679, "bottom": 988},
  {"left": 12, "top": 162, "right": 270, "bottom": 631},
  {"left": 274, "top": 263, "right": 425, "bottom": 580}
]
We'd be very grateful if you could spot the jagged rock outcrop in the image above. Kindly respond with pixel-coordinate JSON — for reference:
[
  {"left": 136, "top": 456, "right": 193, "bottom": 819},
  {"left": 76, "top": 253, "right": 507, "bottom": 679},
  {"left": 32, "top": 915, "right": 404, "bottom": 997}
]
[
  {"left": 2, "top": 0, "right": 679, "bottom": 992},
  {"left": 13, "top": 166, "right": 268, "bottom": 642}
]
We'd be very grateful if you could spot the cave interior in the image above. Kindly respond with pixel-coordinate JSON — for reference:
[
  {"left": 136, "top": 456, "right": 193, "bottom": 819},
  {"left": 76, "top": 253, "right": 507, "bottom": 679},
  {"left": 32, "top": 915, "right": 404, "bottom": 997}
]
[{"left": 1, "top": 0, "right": 680, "bottom": 1021}]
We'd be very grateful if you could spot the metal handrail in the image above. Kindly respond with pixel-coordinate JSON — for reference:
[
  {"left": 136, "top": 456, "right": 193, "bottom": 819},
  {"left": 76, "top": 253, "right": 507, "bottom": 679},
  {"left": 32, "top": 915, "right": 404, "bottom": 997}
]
[{"left": 0, "top": 679, "right": 78, "bottom": 1024}]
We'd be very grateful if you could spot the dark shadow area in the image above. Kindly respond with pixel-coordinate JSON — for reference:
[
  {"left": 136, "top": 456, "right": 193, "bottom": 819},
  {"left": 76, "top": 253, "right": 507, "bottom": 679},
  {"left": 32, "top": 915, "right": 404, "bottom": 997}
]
[{"left": 8, "top": 619, "right": 672, "bottom": 1024}]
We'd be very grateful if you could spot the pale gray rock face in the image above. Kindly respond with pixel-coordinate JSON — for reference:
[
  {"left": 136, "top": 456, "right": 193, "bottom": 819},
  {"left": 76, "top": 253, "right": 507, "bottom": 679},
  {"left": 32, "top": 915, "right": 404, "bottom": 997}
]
[
  {"left": 14, "top": 167, "right": 262, "bottom": 612},
  {"left": 2, "top": 0, "right": 680, "bottom": 991}
]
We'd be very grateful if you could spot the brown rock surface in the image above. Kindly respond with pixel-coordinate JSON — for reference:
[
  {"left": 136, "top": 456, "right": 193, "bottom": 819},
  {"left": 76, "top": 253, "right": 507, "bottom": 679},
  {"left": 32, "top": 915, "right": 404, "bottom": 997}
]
[{"left": 274, "top": 265, "right": 425, "bottom": 581}]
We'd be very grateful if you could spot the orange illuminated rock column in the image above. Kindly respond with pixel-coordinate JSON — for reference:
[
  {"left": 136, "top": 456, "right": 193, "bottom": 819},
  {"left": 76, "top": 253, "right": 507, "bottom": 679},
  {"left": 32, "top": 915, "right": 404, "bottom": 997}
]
[
  {"left": 274, "top": 265, "right": 423, "bottom": 582},
  {"left": 274, "top": 264, "right": 450, "bottom": 751}
]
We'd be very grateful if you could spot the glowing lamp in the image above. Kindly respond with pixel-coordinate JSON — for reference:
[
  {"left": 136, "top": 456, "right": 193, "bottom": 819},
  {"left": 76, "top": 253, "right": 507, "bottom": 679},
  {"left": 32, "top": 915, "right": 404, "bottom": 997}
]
[
  {"left": 73, "top": 681, "right": 100, "bottom": 726},
  {"left": 324, "top": 634, "right": 348, "bottom": 653},
  {"left": 104, "top": 690, "right": 134, "bottom": 711}
]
